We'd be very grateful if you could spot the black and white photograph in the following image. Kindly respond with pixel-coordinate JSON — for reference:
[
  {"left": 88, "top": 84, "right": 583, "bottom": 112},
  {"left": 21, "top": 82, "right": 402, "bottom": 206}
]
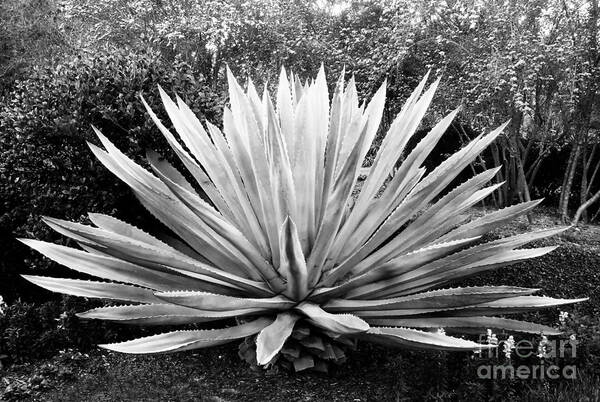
[{"left": 1, "top": 0, "right": 599, "bottom": 400}]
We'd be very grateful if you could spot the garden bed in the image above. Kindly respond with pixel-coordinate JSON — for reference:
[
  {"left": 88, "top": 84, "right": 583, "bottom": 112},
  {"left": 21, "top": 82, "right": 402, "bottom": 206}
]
[{"left": 2, "top": 209, "right": 599, "bottom": 401}]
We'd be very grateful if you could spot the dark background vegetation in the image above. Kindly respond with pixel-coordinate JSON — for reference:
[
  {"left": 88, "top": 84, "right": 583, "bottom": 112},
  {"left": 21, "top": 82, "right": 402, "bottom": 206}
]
[{"left": 0, "top": 0, "right": 599, "bottom": 400}]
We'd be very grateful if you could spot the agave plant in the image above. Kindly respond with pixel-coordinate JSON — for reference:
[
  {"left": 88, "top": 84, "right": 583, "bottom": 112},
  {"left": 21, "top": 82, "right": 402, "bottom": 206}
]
[{"left": 21, "top": 66, "right": 585, "bottom": 372}]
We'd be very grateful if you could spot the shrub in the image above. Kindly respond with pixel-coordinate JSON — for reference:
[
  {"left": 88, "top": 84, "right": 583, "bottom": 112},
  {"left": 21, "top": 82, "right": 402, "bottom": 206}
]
[
  {"left": 0, "top": 48, "right": 224, "bottom": 301},
  {"left": 0, "top": 298, "right": 67, "bottom": 362},
  {"left": 0, "top": 294, "right": 159, "bottom": 363}
]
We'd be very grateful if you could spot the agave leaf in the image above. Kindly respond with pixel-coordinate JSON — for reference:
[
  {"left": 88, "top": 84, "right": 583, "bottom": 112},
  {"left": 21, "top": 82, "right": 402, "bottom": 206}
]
[
  {"left": 352, "top": 295, "right": 586, "bottom": 318},
  {"left": 134, "top": 103, "right": 235, "bottom": 221},
  {"left": 323, "top": 286, "right": 539, "bottom": 312},
  {"left": 256, "top": 312, "right": 301, "bottom": 365},
  {"left": 168, "top": 86, "right": 267, "bottom": 249},
  {"left": 296, "top": 302, "right": 369, "bottom": 334},
  {"left": 146, "top": 150, "right": 196, "bottom": 193},
  {"left": 370, "top": 236, "right": 482, "bottom": 276},
  {"left": 154, "top": 291, "right": 294, "bottom": 311},
  {"left": 276, "top": 67, "right": 295, "bottom": 159},
  {"left": 226, "top": 68, "right": 281, "bottom": 262},
  {"left": 331, "top": 166, "right": 426, "bottom": 269},
  {"left": 88, "top": 141, "right": 245, "bottom": 271},
  {"left": 356, "top": 80, "right": 387, "bottom": 174},
  {"left": 145, "top": 154, "right": 226, "bottom": 230},
  {"left": 398, "top": 247, "right": 559, "bottom": 296},
  {"left": 87, "top": 213, "right": 176, "bottom": 250},
  {"left": 323, "top": 125, "right": 508, "bottom": 287},
  {"left": 279, "top": 217, "right": 309, "bottom": 300},
  {"left": 347, "top": 246, "right": 558, "bottom": 299},
  {"left": 311, "top": 65, "right": 329, "bottom": 233},
  {"left": 319, "top": 68, "right": 345, "bottom": 218},
  {"left": 157, "top": 87, "right": 223, "bottom": 182},
  {"left": 148, "top": 152, "right": 283, "bottom": 287},
  {"left": 371, "top": 168, "right": 502, "bottom": 260},
  {"left": 29, "top": 220, "right": 272, "bottom": 296},
  {"left": 200, "top": 111, "right": 272, "bottom": 255},
  {"left": 99, "top": 317, "right": 274, "bottom": 354},
  {"left": 76, "top": 243, "right": 114, "bottom": 258},
  {"left": 371, "top": 128, "right": 504, "bottom": 252},
  {"left": 439, "top": 200, "right": 545, "bottom": 243},
  {"left": 448, "top": 296, "right": 588, "bottom": 316},
  {"left": 336, "top": 79, "right": 387, "bottom": 185},
  {"left": 208, "top": 121, "right": 275, "bottom": 260},
  {"left": 361, "top": 326, "right": 494, "bottom": 351},
  {"left": 153, "top": 233, "right": 210, "bottom": 263},
  {"left": 44, "top": 217, "right": 220, "bottom": 274},
  {"left": 18, "top": 239, "right": 214, "bottom": 292},
  {"left": 222, "top": 106, "right": 273, "bottom": 249},
  {"left": 308, "top": 114, "right": 372, "bottom": 283},
  {"left": 45, "top": 216, "right": 189, "bottom": 263},
  {"left": 346, "top": 227, "right": 566, "bottom": 299},
  {"left": 411, "top": 122, "right": 510, "bottom": 199},
  {"left": 312, "top": 237, "right": 481, "bottom": 301},
  {"left": 291, "top": 87, "right": 318, "bottom": 251},
  {"left": 21, "top": 275, "right": 162, "bottom": 304},
  {"left": 331, "top": 80, "right": 441, "bottom": 262},
  {"left": 333, "top": 77, "right": 364, "bottom": 179},
  {"left": 370, "top": 234, "right": 481, "bottom": 277},
  {"left": 351, "top": 180, "right": 503, "bottom": 276},
  {"left": 264, "top": 92, "right": 297, "bottom": 229},
  {"left": 89, "top": 136, "right": 256, "bottom": 272},
  {"left": 290, "top": 72, "right": 304, "bottom": 105},
  {"left": 293, "top": 354, "right": 315, "bottom": 372},
  {"left": 300, "top": 336, "right": 326, "bottom": 352},
  {"left": 331, "top": 109, "right": 367, "bottom": 190},
  {"left": 344, "top": 71, "right": 430, "bottom": 218},
  {"left": 490, "top": 226, "right": 569, "bottom": 248},
  {"left": 77, "top": 304, "right": 264, "bottom": 325},
  {"left": 363, "top": 316, "right": 562, "bottom": 335},
  {"left": 245, "top": 77, "right": 266, "bottom": 137}
]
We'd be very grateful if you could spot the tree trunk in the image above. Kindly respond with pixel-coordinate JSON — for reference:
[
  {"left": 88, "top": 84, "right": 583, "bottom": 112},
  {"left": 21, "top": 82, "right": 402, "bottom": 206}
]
[
  {"left": 579, "top": 143, "right": 591, "bottom": 222},
  {"left": 490, "top": 141, "right": 505, "bottom": 207},
  {"left": 514, "top": 151, "right": 533, "bottom": 223},
  {"left": 526, "top": 153, "right": 545, "bottom": 187},
  {"left": 573, "top": 187, "right": 600, "bottom": 225},
  {"left": 558, "top": 144, "right": 574, "bottom": 213},
  {"left": 591, "top": 205, "right": 600, "bottom": 223},
  {"left": 571, "top": 0, "right": 600, "bottom": 223},
  {"left": 559, "top": 142, "right": 581, "bottom": 222},
  {"left": 454, "top": 123, "right": 491, "bottom": 208},
  {"left": 507, "top": 111, "right": 533, "bottom": 222},
  {"left": 587, "top": 158, "right": 600, "bottom": 195}
]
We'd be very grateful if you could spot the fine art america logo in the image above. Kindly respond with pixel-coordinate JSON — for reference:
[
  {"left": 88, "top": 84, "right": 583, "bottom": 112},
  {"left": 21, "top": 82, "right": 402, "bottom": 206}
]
[{"left": 475, "top": 322, "right": 579, "bottom": 380}]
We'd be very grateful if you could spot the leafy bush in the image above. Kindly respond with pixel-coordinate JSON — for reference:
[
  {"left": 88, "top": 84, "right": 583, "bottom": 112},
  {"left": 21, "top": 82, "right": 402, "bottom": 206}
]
[
  {"left": 0, "top": 48, "right": 224, "bottom": 301},
  {"left": 563, "top": 312, "right": 600, "bottom": 376},
  {"left": 0, "top": 348, "right": 91, "bottom": 401},
  {"left": 0, "top": 295, "right": 112, "bottom": 362},
  {"left": 0, "top": 293, "right": 166, "bottom": 363},
  {"left": 0, "top": 299, "right": 66, "bottom": 362},
  {"left": 0, "top": 297, "right": 100, "bottom": 364}
]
